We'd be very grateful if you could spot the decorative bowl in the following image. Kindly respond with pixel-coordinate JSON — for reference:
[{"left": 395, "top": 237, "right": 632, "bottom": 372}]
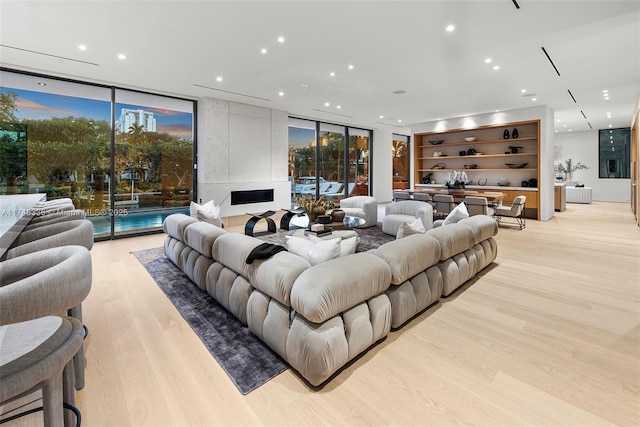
[
  {"left": 464, "top": 164, "right": 477, "bottom": 169},
  {"left": 474, "top": 152, "right": 484, "bottom": 155},
  {"left": 429, "top": 140, "right": 445, "bottom": 145},
  {"left": 505, "top": 162, "right": 528, "bottom": 169},
  {"left": 464, "top": 137, "right": 477, "bottom": 142}
]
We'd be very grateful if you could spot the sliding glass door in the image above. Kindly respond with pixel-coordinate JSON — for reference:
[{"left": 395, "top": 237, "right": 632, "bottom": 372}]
[
  {"left": 287, "top": 117, "right": 372, "bottom": 205},
  {"left": 0, "top": 70, "right": 195, "bottom": 239}
]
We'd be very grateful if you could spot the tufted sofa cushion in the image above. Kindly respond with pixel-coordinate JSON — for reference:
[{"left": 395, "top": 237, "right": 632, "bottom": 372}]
[
  {"left": 426, "top": 222, "right": 475, "bottom": 260},
  {"left": 373, "top": 233, "right": 441, "bottom": 285},
  {"left": 183, "top": 221, "right": 226, "bottom": 258},
  {"left": 290, "top": 253, "right": 391, "bottom": 323}
]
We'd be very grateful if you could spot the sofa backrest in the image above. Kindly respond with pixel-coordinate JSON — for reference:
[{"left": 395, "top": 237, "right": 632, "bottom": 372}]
[{"left": 373, "top": 233, "right": 442, "bottom": 285}]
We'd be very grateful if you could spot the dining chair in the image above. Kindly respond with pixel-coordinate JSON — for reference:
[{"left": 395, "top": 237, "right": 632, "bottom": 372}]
[
  {"left": 432, "top": 194, "right": 455, "bottom": 219},
  {"left": 493, "top": 195, "right": 526, "bottom": 229},
  {"left": 464, "top": 196, "right": 495, "bottom": 217}
]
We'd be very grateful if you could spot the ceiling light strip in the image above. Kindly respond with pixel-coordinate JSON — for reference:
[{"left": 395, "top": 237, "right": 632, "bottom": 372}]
[
  {"left": 567, "top": 89, "right": 577, "bottom": 103},
  {"left": 0, "top": 44, "right": 99, "bottom": 66},
  {"left": 512, "top": 0, "right": 521, "bottom": 9},
  {"left": 580, "top": 110, "right": 587, "bottom": 119},
  {"left": 193, "top": 84, "right": 270, "bottom": 101},
  {"left": 541, "top": 47, "right": 561, "bottom": 77},
  {"left": 375, "top": 121, "right": 404, "bottom": 128},
  {"left": 587, "top": 122, "right": 593, "bottom": 129}
]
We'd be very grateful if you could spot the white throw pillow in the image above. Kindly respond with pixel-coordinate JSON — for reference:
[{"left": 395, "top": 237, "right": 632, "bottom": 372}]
[
  {"left": 197, "top": 209, "right": 222, "bottom": 227},
  {"left": 191, "top": 200, "right": 221, "bottom": 220},
  {"left": 396, "top": 217, "right": 426, "bottom": 239},
  {"left": 443, "top": 202, "right": 469, "bottom": 225},
  {"left": 285, "top": 235, "right": 342, "bottom": 266},
  {"left": 309, "top": 234, "right": 358, "bottom": 257}
]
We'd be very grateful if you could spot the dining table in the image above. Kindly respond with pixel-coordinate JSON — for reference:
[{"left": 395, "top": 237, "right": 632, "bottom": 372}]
[
  {"left": 411, "top": 188, "right": 505, "bottom": 203},
  {"left": 0, "top": 193, "right": 46, "bottom": 259}
]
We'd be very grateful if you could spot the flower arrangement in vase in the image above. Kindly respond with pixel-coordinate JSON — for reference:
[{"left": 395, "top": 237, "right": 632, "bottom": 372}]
[{"left": 446, "top": 170, "right": 468, "bottom": 194}]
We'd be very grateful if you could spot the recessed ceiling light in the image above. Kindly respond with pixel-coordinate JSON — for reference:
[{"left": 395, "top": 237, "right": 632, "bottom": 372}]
[
  {"left": 324, "top": 102, "right": 330, "bottom": 107},
  {"left": 603, "top": 89, "right": 609, "bottom": 93},
  {"left": 300, "top": 83, "right": 309, "bottom": 90},
  {"left": 117, "top": 53, "right": 126, "bottom": 60},
  {"left": 563, "top": 124, "right": 567, "bottom": 128},
  {"left": 607, "top": 112, "right": 612, "bottom": 118},
  {"left": 260, "top": 48, "right": 267, "bottom": 54},
  {"left": 37, "top": 82, "right": 47, "bottom": 86},
  {"left": 446, "top": 24, "right": 455, "bottom": 32},
  {"left": 493, "top": 65, "right": 500, "bottom": 71},
  {"left": 348, "top": 65, "right": 354, "bottom": 70},
  {"left": 521, "top": 89, "right": 526, "bottom": 93},
  {"left": 336, "top": 105, "right": 341, "bottom": 109},
  {"left": 568, "top": 129, "right": 572, "bottom": 132},
  {"left": 330, "top": 72, "right": 335, "bottom": 77},
  {"left": 278, "top": 91, "right": 284, "bottom": 96},
  {"left": 604, "top": 96, "right": 609, "bottom": 100},
  {"left": 78, "top": 44, "right": 87, "bottom": 51},
  {"left": 379, "top": 115, "right": 384, "bottom": 119},
  {"left": 277, "top": 36, "right": 285, "bottom": 43},
  {"left": 531, "top": 98, "right": 537, "bottom": 102},
  {"left": 484, "top": 58, "right": 492, "bottom": 64},
  {"left": 609, "top": 124, "right": 613, "bottom": 128},
  {"left": 216, "top": 76, "right": 223, "bottom": 82}
]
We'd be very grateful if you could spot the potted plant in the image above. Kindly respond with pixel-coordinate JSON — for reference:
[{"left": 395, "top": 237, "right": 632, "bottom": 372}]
[
  {"left": 295, "top": 194, "right": 335, "bottom": 223},
  {"left": 554, "top": 158, "right": 589, "bottom": 183}
]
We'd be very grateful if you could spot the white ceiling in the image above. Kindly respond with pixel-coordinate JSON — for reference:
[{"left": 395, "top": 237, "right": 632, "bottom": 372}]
[{"left": 1, "top": 0, "right": 639, "bottom": 133}]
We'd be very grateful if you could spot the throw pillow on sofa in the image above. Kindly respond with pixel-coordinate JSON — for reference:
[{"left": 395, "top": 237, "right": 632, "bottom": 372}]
[
  {"left": 285, "top": 235, "right": 358, "bottom": 265},
  {"left": 190, "top": 200, "right": 222, "bottom": 226},
  {"left": 285, "top": 235, "right": 341, "bottom": 265},
  {"left": 396, "top": 217, "right": 425, "bottom": 239},
  {"left": 309, "top": 235, "right": 357, "bottom": 257},
  {"left": 443, "top": 202, "right": 469, "bottom": 226}
]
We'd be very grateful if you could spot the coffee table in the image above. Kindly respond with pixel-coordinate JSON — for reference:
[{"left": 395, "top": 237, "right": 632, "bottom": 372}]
[{"left": 290, "top": 215, "right": 365, "bottom": 230}]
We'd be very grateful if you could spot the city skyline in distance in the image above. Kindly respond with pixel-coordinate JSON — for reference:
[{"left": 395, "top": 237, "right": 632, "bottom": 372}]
[{"left": 1, "top": 87, "right": 193, "bottom": 140}]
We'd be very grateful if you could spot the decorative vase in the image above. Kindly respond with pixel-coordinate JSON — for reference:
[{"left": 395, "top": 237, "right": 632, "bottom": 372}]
[
  {"left": 308, "top": 206, "right": 325, "bottom": 223},
  {"left": 512, "top": 128, "right": 519, "bottom": 138},
  {"left": 503, "top": 129, "right": 510, "bottom": 139},
  {"left": 331, "top": 209, "right": 345, "bottom": 222},
  {"left": 565, "top": 172, "right": 572, "bottom": 183}
]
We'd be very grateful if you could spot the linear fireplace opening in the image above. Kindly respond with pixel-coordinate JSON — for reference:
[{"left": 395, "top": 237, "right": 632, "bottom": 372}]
[{"left": 230, "top": 189, "right": 274, "bottom": 205}]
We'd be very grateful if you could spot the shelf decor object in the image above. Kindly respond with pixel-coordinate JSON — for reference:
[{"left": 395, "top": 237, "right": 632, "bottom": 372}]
[
  {"left": 512, "top": 128, "right": 519, "bottom": 138},
  {"left": 505, "top": 162, "right": 529, "bottom": 169},
  {"left": 503, "top": 129, "right": 510, "bottom": 139},
  {"left": 464, "top": 136, "right": 477, "bottom": 142},
  {"left": 429, "top": 140, "right": 445, "bottom": 145}
]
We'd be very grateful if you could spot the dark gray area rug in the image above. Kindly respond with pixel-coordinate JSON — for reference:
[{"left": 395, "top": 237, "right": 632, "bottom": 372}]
[{"left": 132, "top": 247, "right": 288, "bottom": 395}]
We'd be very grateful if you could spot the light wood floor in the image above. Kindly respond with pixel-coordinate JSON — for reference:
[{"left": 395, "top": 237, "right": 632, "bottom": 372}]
[{"left": 3, "top": 202, "right": 639, "bottom": 426}]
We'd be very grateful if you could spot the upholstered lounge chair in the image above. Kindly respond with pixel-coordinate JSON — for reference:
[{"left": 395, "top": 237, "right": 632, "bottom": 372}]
[
  {"left": 339, "top": 196, "right": 378, "bottom": 227},
  {"left": 382, "top": 200, "right": 433, "bottom": 236}
]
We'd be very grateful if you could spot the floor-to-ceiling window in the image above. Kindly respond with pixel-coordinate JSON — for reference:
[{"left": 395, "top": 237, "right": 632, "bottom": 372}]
[
  {"left": 392, "top": 134, "right": 410, "bottom": 189},
  {"left": 288, "top": 117, "right": 372, "bottom": 205},
  {"left": 0, "top": 70, "right": 195, "bottom": 239}
]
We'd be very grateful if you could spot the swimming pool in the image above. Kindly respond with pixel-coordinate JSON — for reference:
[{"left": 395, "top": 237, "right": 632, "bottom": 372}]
[{"left": 89, "top": 208, "right": 188, "bottom": 236}]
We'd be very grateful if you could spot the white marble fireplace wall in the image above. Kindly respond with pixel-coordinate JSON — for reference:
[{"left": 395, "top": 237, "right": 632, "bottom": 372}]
[{"left": 197, "top": 97, "right": 290, "bottom": 217}]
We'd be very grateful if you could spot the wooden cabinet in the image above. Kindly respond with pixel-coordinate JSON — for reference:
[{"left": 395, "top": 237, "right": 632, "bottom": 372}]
[
  {"left": 555, "top": 184, "right": 566, "bottom": 212},
  {"left": 414, "top": 120, "right": 540, "bottom": 219}
]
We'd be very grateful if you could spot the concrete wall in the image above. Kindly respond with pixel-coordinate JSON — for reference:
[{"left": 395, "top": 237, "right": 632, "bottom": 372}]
[
  {"left": 197, "top": 97, "right": 290, "bottom": 217},
  {"left": 410, "top": 105, "right": 556, "bottom": 221},
  {"left": 554, "top": 130, "right": 631, "bottom": 202}
]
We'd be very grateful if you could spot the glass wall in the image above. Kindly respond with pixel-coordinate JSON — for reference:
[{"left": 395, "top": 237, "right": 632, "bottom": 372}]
[
  {"left": 0, "top": 70, "right": 195, "bottom": 238},
  {"left": 288, "top": 117, "right": 372, "bottom": 205},
  {"left": 599, "top": 128, "right": 630, "bottom": 179}
]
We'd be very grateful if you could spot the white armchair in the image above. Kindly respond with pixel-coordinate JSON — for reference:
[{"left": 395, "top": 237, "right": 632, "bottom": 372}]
[
  {"left": 382, "top": 200, "right": 433, "bottom": 236},
  {"left": 339, "top": 196, "right": 378, "bottom": 228},
  {"left": 494, "top": 195, "right": 526, "bottom": 229}
]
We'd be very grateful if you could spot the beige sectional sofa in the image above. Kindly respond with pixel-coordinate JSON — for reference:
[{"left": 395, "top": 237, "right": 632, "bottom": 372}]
[{"left": 163, "top": 213, "right": 498, "bottom": 385}]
